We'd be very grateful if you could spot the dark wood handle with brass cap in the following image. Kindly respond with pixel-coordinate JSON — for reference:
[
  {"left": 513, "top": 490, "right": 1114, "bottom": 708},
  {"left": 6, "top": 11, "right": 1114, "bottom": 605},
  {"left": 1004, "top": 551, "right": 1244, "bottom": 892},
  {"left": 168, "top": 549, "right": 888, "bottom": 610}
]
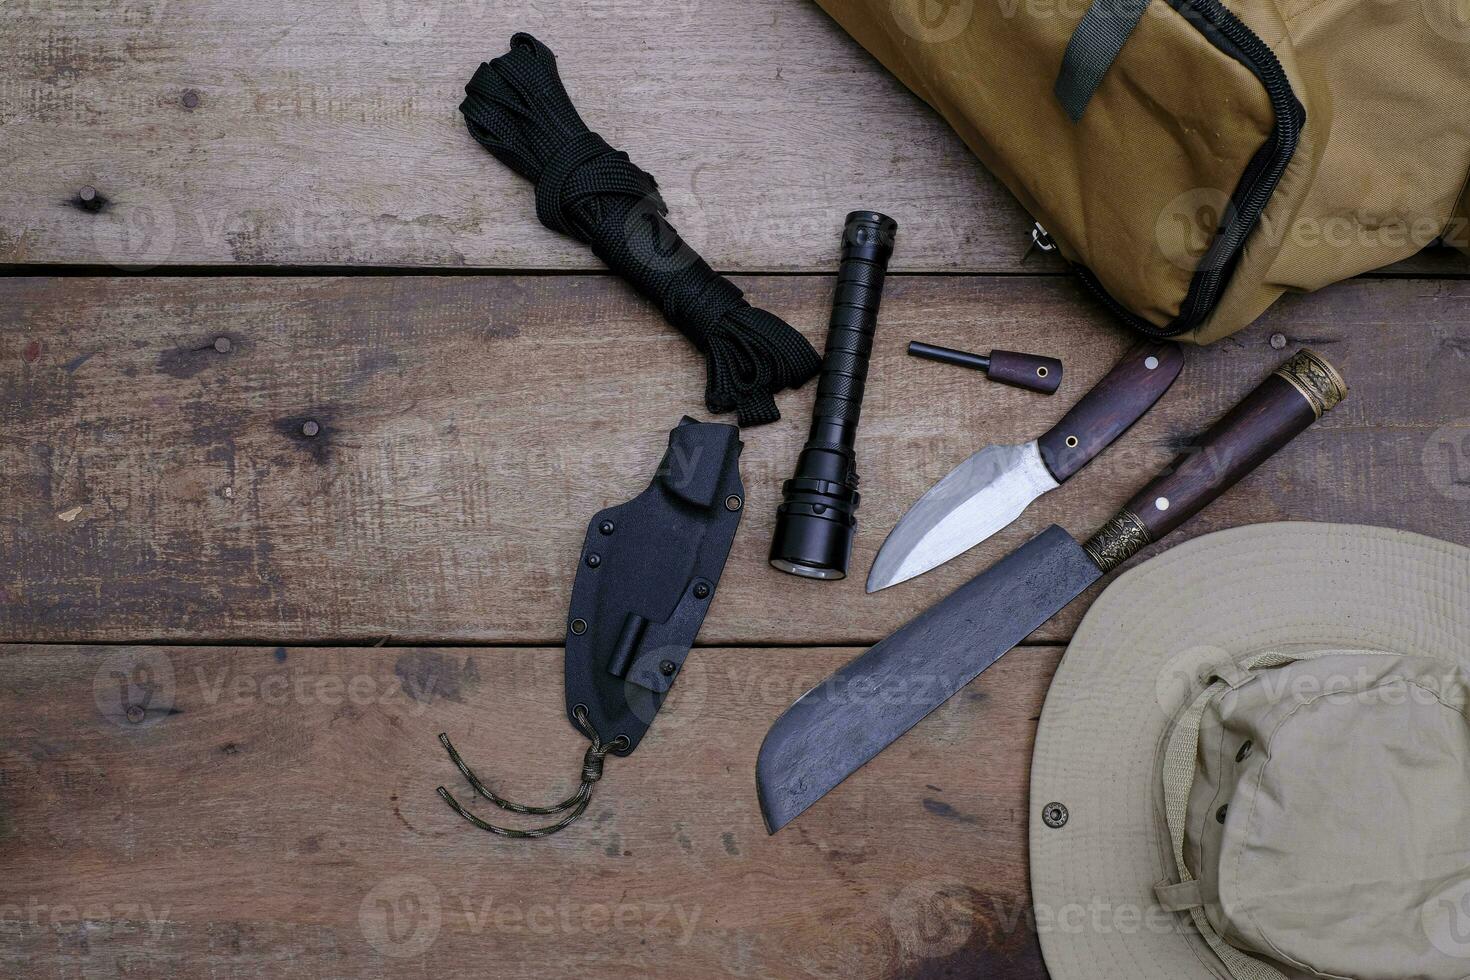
[
  {"left": 1036, "top": 340, "right": 1185, "bottom": 482},
  {"left": 907, "top": 342, "right": 1063, "bottom": 395},
  {"left": 1083, "top": 349, "right": 1347, "bottom": 572}
]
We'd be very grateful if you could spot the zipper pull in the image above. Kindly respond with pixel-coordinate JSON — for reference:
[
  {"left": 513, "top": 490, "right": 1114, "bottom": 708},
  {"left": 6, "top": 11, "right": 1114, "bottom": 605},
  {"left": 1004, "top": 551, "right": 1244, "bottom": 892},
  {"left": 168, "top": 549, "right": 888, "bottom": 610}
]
[{"left": 1021, "top": 222, "right": 1056, "bottom": 264}]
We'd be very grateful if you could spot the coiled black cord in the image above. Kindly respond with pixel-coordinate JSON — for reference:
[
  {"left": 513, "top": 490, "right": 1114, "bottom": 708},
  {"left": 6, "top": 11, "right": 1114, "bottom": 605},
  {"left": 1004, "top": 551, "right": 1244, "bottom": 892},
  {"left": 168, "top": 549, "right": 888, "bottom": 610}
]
[{"left": 460, "top": 33, "right": 821, "bottom": 426}]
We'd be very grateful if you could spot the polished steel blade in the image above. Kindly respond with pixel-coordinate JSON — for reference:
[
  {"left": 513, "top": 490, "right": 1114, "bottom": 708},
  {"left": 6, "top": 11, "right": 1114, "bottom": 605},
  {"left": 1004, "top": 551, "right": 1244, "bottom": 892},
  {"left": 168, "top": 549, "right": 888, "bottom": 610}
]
[
  {"left": 867, "top": 441, "right": 1059, "bottom": 593},
  {"left": 757, "top": 525, "right": 1102, "bottom": 833}
]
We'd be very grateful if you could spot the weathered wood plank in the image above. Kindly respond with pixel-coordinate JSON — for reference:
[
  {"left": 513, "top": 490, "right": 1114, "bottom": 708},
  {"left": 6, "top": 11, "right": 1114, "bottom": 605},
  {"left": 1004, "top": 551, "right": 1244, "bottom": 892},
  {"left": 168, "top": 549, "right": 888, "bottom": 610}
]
[
  {"left": 0, "top": 643, "right": 1056, "bottom": 979},
  {"left": 0, "top": 0, "right": 1048, "bottom": 273},
  {"left": 2, "top": 0, "right": 1462, "bottom": 277},
  {"left": 3, "top": 274, "right": 1468, "bottom": 645}
]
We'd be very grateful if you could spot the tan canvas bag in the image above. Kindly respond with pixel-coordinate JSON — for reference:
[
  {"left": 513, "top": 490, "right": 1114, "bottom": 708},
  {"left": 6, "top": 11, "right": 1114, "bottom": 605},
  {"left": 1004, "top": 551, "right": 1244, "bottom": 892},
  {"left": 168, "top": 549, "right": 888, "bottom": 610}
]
[{"left": 817, "top": 0, "right": 1470, "bottom": 342}]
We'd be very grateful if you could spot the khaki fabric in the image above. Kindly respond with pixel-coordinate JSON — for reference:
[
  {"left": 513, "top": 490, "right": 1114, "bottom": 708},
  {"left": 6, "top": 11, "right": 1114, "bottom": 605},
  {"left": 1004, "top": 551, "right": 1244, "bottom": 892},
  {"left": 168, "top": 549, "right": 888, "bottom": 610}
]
[
  {"left": 1182, "top": 651, "right": 1470, "bottom": 979},
  {"left": 1029, "top": 523, "right": 1470, "bottom": 979},
  {"left": 816, "top": 0, "right": 1470, "bottom": 343}
]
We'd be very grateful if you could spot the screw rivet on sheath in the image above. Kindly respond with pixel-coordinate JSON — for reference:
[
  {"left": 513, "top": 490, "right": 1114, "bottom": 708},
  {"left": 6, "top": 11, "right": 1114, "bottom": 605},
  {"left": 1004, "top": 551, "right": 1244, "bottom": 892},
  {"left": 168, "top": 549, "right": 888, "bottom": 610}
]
[
  {"left": 598, "top": 521, "right": 615, "bottom": 535},
  {"left": 693, "top": 583, "right": 710, "bottom": 599},
  {"left": 659, "top": 660, "right": 677, "bottom": 677},
  {"left": 725, "top": 495, "right": 743, "bottom": 512},
  {"left": 1043, "top": 803, "right": 1069, "bottom": 829},
  {"left": 585, "top": 553, "right": 601, "bottom": 569},
  {"left": 570, "top": 618, "right": 587, "bottom": 635}
]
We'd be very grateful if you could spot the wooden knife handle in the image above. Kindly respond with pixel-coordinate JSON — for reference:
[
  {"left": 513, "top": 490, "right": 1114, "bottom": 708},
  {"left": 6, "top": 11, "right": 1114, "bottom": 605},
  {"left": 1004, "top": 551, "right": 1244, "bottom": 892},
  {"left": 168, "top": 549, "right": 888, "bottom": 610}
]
[
  {"left": 1083, "top": 349, "right": 1348, "bottom": 572},
  {"left": 1037, "top": 340, "right": 1184, "bottom": 482},
  {"left": 987, "top": 350, "right": 1064, "bottom": 394}
]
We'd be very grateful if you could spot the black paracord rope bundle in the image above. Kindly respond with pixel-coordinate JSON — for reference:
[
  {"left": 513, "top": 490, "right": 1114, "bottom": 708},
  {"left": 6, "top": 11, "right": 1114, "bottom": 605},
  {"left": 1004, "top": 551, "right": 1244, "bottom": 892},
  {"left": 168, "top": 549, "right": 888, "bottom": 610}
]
[{"left": 460, "top": 33, "right": 821, "bottom": 426}]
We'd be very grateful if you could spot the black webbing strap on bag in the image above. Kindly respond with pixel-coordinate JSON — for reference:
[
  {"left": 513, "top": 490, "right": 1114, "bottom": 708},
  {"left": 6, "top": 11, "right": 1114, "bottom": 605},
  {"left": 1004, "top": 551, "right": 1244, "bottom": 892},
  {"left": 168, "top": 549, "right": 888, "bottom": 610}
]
[
  {"left": 460, "top": 33, "right": 821, "bottom": 427},
  {"left": 1055, "top": 0, "right": 1152, "bottom": 122}
]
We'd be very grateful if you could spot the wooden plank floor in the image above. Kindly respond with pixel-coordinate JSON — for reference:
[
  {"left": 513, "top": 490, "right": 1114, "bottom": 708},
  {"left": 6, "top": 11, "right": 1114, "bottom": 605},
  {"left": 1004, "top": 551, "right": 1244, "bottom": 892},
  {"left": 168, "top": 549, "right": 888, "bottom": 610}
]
[
  {"left": 3, "top": 2, "right": 1470, "bottom": 978},
  {"left": 1, "top": 643, "right": 1056, "bottom": 979},
  {"left": 5, "top": 275, "right": 1467, "bottom": 647}
]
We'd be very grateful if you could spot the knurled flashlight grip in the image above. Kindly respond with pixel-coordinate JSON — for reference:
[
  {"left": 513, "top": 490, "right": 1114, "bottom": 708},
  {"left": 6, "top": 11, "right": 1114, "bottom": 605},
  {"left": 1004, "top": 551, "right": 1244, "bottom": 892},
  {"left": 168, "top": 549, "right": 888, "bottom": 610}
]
[{"left": 769, "top": 211, "right": 898, "bottom": 581}]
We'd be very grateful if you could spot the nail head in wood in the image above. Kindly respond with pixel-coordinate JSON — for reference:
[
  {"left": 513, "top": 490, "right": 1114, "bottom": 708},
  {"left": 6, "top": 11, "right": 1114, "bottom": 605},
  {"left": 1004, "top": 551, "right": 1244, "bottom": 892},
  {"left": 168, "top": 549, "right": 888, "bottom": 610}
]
[
  {"left": 301, "top": 420, "right": 320, "bottom": 438},
  {"left": 213, "top": 337, "right": 232, "bottom": 354}
]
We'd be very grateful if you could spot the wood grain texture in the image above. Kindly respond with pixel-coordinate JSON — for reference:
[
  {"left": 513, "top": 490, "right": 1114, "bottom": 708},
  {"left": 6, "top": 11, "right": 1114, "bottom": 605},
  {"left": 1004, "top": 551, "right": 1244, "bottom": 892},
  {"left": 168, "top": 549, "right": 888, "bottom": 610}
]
[
  {"left": 1036, "top": 340, "right": 1183, "bottom": 482},
  {"left": 1, "top": 0, "right": 1463, "bottom": 277},
  {"left": 986, "top": 350, "right": 1064, "bottom": 395},
  {"left": 0, "top": 0, "right": 1045, "bottom": 273},
  {"left": 0, "top": 642, "right": 1057, "bottom": 980},
  {"left": 3, "top": 273, "right": 1469, "bottom": 646},
  {"left": 1125, "top": 373, "right": 1321, "bottom": 541}
]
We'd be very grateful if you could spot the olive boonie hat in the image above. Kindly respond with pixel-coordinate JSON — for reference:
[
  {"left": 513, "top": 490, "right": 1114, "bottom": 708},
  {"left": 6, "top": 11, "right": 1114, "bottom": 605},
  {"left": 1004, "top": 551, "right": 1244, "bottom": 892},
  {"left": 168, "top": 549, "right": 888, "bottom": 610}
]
[{"left": 1031, "top": 523, "right": 1470, "bottom": 979}]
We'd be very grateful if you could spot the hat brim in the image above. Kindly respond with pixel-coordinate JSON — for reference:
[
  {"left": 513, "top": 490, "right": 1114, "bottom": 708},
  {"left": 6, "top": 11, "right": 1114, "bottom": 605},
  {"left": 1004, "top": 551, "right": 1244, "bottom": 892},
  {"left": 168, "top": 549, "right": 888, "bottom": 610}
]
[{"left": 1030, "top": 522, "right": 1470, "bottom": 980}]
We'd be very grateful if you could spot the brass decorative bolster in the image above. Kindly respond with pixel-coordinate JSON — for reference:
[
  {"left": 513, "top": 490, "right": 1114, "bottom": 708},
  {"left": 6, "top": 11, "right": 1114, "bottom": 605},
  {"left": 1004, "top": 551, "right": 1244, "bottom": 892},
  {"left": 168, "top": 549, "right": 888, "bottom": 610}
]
[{"left": 1083, "top": 510, "right": 1152, "bottom": 573}]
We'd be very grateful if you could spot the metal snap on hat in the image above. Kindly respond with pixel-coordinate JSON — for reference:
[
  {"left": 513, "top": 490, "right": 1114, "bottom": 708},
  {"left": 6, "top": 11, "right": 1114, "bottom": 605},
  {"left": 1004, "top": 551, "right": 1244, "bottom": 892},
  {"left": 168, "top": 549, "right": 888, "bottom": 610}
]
[{"left": 1030, "top": 523, "right": 1470, "bottom": 980}]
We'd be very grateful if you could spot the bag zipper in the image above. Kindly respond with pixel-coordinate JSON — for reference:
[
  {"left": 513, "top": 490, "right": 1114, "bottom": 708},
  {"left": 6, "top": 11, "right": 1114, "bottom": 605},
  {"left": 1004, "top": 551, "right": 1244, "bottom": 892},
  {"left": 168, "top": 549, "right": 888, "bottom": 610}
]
[{"left": 1075, "top": 0, "right": 1304, "bottom": 338}]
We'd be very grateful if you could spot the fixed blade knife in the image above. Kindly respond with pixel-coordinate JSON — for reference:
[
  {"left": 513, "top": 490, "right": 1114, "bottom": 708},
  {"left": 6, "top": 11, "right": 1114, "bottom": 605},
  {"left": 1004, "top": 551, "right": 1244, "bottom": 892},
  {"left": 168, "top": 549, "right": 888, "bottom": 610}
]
[
  {"left": 759, "top": 349, "right": 1347, "bottom": 833},
  {"left": 867, "top": 340, "right": 1184, "bottom": 592}
]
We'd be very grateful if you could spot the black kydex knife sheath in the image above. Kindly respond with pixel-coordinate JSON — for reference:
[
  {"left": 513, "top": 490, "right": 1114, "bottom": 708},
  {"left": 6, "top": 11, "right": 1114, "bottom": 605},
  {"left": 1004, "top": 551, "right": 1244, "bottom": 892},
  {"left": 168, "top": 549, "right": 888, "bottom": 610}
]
[
  {"left": 436, "top": 417, "right": 744, "bottom": 839},
  {"left": 565, "top": 417, "right": 745, "bottom": 754}
]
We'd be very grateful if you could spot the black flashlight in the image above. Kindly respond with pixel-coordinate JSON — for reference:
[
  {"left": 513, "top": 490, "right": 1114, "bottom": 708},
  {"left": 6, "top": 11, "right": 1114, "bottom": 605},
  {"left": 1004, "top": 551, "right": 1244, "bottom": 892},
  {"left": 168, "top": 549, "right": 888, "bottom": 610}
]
[{"left": 769, "top": 210, "right": 897, "bottom": 580}]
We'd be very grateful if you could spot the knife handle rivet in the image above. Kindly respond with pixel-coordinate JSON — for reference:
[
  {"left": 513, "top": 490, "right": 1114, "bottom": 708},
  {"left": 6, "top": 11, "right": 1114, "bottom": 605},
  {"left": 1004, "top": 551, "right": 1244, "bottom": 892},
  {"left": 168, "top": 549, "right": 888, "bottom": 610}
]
[
  {"left": 1155, "top": 497, "right": 1171, "bottom": 511},
  {"left": 1036, "top": 366, "right": 1049, "bottom": 378},
  {"left": 1065, "top": 435, "right": 1079, "bottom": 449},
  {"left": 1043, "top": 803, "right": 1069, "bottom": 829},
  {"left": 1145, "top": 356, "right": 1160, "bottom": 370}
]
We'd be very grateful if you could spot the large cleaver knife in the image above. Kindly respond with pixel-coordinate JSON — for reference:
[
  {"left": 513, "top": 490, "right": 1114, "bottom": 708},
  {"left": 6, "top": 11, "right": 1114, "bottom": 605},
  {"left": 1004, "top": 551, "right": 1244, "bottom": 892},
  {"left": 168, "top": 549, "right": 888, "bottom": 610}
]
[
  {"left": 758, "top": 349, "right": 1347, "bottom": 833},
  {"left": 868, "top": 340, "right": 1184, "bottom": 592}
]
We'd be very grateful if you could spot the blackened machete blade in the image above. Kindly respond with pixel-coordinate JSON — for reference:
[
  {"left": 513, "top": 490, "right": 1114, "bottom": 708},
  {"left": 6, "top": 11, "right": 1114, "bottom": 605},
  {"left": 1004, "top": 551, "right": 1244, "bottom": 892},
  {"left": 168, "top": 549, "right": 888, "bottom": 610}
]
[{"left": 756, "top": 525, "right": 1102, "bottom": 833}]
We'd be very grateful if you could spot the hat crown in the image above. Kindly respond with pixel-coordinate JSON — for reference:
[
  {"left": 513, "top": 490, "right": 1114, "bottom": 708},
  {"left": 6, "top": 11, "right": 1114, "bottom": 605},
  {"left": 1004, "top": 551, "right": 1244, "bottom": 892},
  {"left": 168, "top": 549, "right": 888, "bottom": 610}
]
[{"left": 1183, "top": 651, "right": 1470, "bottom": 980}]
